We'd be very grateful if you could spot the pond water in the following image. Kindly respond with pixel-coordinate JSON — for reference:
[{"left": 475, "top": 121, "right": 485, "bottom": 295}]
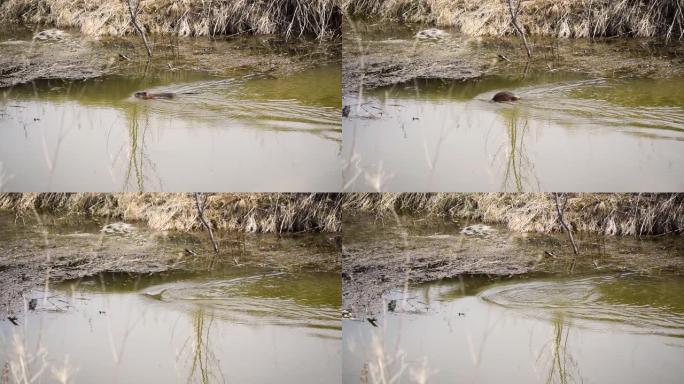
[
  {"left": 0, "top": 33, "right": 341, "bottom": 192},
  {"left": 343, "top": 274, "right": 684, "bottom": 383},
  {"left": 343, "top": 28, "right": 684, "bottom": 192},
  {"left": 0, "top": 271, "right": 341, "bottom": 383}
]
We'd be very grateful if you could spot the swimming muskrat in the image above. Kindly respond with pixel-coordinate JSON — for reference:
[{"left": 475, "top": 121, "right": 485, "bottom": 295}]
[
  {"left": 492, "top": 91, "right": 520, "bottom": 102},
  {"left": 134, "top": 91, "right": 175, "bottom": 100}
]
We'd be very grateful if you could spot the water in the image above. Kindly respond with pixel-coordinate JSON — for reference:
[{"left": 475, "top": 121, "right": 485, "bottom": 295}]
[
  {"left": 0, "top": 210, "right": 342, "bottom": 382},
  {"left": 343, "top": 29, "right": 684, "bottom": 192},
  {"left": 343, "top": 274, "right": 684, "bottom": 384},
  {"left": 0, "top": 32, "right": 341, "bottom": 192},
  {"left": 0, "top": 272, "right": 341, "bottom": 383}
]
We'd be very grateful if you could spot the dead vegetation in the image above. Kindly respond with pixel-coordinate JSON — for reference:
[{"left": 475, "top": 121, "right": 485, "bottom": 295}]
[
  {"left": 0, "top": 193, "right": 342, "bottom": 233},
  {"left": 342, "top": 0, "right": 684, "bottom": 40},
  {"left": 342, "top": 193, "right": 684, "bottom": 236},
  {"left": 0, "top": 0, "right": 340, "bottom": 39},
  {"left": 1, "top": 193, "right": 681, "bottom": 236}
]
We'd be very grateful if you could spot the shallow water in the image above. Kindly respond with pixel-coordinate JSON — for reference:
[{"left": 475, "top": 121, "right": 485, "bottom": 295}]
[
  {"left": 0, "top": 33, "right": 341, "bottom": 192},
  {"left": 0, "top": 271, "right": 340, "bottom": 383},
  {"left": 343, "top": 274, "right": 684, "bottom": 384},
  {"left": 343, "top": 32, "right": 684, "bottom": 192}
]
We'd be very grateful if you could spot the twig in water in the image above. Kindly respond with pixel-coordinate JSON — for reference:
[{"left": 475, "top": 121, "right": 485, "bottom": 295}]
[
  {"left": 194, "top": 193, "right": 219, "bottom": 254},
  {"left": 507, "top": 0, "right": 532, "bottom": 58}
]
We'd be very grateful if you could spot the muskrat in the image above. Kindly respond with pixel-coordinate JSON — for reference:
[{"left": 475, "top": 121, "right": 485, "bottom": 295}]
[
  {"left": 492, "top": 91, "right": 520, "bottom": 102},
  {"left": 134, "top": 91, "right": 175, "bottom": 100}
]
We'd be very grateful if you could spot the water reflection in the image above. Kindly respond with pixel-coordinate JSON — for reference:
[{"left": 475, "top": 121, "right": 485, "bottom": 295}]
[
  {"left": 343, "top": 275, "right": 684, "bottom": 383},
  {"left": 496, "top": 107, "right": 537, "bottom": 191},
  {"left": 543, "top": 314, "right": 577, "bottom": 384},
  {"left": 0, "top": 272, "right": 341, "bottom": 383},
  {"left": 0, "top": 65, "right": 341, "bottom": 192},
  {"left": 343, "top": 75, "right": 684, "bottom": 192}
]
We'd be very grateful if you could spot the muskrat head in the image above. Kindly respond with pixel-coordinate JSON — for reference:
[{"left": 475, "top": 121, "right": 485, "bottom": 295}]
[{"left": 134, "top": 91, "right": 148, "bottom": 99}]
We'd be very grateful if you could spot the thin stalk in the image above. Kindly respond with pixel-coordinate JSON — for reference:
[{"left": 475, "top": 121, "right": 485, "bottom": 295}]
[
  {"left": 553, "top": 193, "right": 580, "bottom": 259},
  {"left": 124, "top": 0, "right": 152, "bottom": 57},
  {"left": 507, "top": 0, "right": 532, "bottom": 58},
  {"left": 194, "top": 193, "right": 219, "bottom": 254}
]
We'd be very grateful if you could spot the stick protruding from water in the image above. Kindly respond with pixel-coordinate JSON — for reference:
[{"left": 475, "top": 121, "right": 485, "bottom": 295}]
[{"left": 124, "top": 0, "right": 152, "bottom": 58}]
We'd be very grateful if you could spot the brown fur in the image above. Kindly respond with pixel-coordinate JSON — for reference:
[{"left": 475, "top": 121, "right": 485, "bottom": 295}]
[
  {"left": 134, "top": 91, "right": 175, "bottom": 100},
  {"left": 492, "top": 91, "right": 520, "bottom": 102}
]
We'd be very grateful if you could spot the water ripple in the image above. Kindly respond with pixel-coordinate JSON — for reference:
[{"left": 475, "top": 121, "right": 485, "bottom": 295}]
[
  {"left": 514, "top": 79, "right": 684, "bottom": 135},
  {"left": 133, "top": 78, "right": 340, "bottom": 139},
  {"left": 143, "top": 273, "right": 340, "bottom": 336},
  {"left": 480, "top": 275, "right": 684, "bottom": 337}
]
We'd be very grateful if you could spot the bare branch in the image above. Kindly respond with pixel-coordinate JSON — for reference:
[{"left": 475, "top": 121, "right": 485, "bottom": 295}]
[
  {"left": 123, "top": 0, "right": 152, "bottom": 57},
  {"left": 194, "top": 193, "right": 219, "bottom": 255},
  {"left": 507, "top": 0, "right": 532, "bottom": 58},
  {"left": 553, "top": 193, "right": 579, "bottom": 259}
]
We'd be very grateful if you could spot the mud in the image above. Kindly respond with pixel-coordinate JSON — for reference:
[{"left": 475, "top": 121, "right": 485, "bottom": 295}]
[
  {"left": 342, "top": 20, "right": 684, "bottom": 95},
  {"left": 0, "top": 212, "right": 340, "bottom": 317},
  {"left": 342, "top": 214, "right": 684, "bottom": 316},
  {"left": 343, "top": 21, "right": 483, "bottom": 93},
  {"left": 0, "top": 27, "right": 340, "bottom": 88}
]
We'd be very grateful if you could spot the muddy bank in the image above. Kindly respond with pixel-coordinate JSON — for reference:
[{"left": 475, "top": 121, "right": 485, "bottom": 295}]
[
  {"left": 342, "top": 214, "right": 684, "bottom": 316},
  {"left": 0, "top": 27, "right": 340, "bottom": 89},
  {"left": 343, "top": 21, "right": 483, "bottom": 93},
  {"left": 342, "top": 20, "right": 684, "bottom": 94},
  {"left": 0, "top": 212, "right": 340, "bottom": 317}
]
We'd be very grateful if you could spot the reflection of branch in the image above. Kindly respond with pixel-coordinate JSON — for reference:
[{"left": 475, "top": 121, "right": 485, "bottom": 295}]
[
  {"left": 194, "top": 193, "right": 219, "bottom": 254},
  {"left": 497, "top": 109, "right": 536, "bottom": 192},
  {"left": 124, "top": 116, "right": 144, "bottom": 191},
  {"left": 544, "top": 315, "right": 577, "bottom": 384},
  {"left": 553, "top": 193, "right": 579, "bottom": 260},
  {"left": 188, "top": 309, "right": 224, "bottom": 384}
]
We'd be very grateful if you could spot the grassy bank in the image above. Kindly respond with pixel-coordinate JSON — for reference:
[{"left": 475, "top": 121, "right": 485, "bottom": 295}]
[
  {"left": 343, "top": 193, "right": 684, "bottom": 236},
  {"left": 0, "top": 193, "right": 341, "bottom": 233},
  {"left": 0, "top": 0, "right": 340, "bottom": 39},
  {"left": 343, "top": 0, "right": 684, "bottom": 40}
]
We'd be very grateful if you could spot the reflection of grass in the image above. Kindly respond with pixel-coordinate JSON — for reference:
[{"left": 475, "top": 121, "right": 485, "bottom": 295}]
[
  {"left": 499, "top": 107, "right": 533, "bottom": 192},
  {"left": 123, "top": 105, "right": 146, "bottom": 192},
  {"left": 543, "top": 314, "right": 578, "bottom": 384},
  {"left": 187, "top": 309, "right": 223, "bottom": 384},
  {"left": 494, "top": 108, "right": 534, "bottom": 192}
]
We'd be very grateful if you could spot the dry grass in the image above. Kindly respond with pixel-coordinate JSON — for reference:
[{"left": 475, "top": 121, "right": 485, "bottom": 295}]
[
  {"left": 342, "top": 193, "right": 684, "bottom": 236},
  {"left": 2, "top": 193, "right": 681, "bottom": 236},
  {"left": 342, "top": 0, "right": 684, "bottom": 40},
  {"left": 0, "top": 0, "right": 341, "bottom": 39},
  {"left": 0, "top": 193, "right": 342, "bottom": 233}
]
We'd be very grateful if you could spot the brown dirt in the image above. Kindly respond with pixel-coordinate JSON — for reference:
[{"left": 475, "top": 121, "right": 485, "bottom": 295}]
[
  {"left": 342, "top": 19, "right": 684, "bottom": 95},
  {"left": 343, "top": 20, "right": 483, "bottom": 94},
  {"left": 0, "top": 28, "right": 340, "bottom": 89}
]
